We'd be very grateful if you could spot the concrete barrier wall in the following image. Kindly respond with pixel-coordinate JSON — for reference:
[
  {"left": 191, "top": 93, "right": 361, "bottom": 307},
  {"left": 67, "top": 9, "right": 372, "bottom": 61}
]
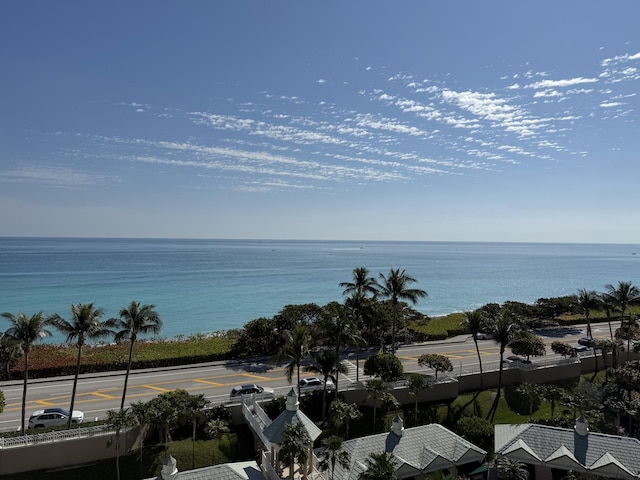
[{"left": 0, "top": 426, "right": 140, "bottom": 476}]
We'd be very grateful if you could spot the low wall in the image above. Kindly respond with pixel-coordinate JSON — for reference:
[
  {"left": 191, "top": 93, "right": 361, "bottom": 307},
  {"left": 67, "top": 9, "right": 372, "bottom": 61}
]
[{"left": 0, "top": 425, "right": 140, "bottom": 476}]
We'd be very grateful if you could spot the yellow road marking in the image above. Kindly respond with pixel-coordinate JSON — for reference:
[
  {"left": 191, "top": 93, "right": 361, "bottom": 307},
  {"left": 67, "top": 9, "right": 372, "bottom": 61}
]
[
  {"left": 35, "top": 400, "right": 55, "bottom": 406},
  {"left": 194, "top": 379, "right": 225, "bottom": 387},
  {"left": 142, "top": 384, "right": 170, "bottom": 393},
  {"left": 92, "top": 392, "right": 116, "bottom": 399},
  {"left": 242, "top": 373, "right": 272, "bottom": 381}
]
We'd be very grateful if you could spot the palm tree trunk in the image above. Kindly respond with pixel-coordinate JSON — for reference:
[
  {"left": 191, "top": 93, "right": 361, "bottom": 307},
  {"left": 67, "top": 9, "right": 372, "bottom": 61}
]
[
  {"left": 391, "top": 302, "right": 398, "bottom": 355},
  {"left": 473, "top": 337, "right": 484, "bottom": 388},
  {"left": 121, "top": 338, "right": 135, "bottom": 410},
  {"left": 68, "top": 344, "right": 82, "bottom": 429},
  {"left": 115, "top": 431, "right": 121, "bottom": 480},
  {"left": 21, "top": 349, "right": 29, "bottom": 435}
]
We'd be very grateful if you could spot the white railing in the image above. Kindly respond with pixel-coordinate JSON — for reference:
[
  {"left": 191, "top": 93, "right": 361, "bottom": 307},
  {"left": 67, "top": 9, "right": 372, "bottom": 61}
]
[{"left": 0, "top": 425, "right": 112, "bottom": 449}]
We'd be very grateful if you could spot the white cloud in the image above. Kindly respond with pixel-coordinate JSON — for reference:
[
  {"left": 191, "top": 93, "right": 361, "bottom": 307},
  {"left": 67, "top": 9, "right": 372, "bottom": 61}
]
[{"left": 527, "top": 77, "right": 599, "bottom": 89}]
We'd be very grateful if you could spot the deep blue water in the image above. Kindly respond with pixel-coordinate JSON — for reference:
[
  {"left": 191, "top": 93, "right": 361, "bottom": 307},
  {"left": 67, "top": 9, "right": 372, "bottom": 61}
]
[{"left": 1, "top": 238, "right": 639, "bottom": 342}]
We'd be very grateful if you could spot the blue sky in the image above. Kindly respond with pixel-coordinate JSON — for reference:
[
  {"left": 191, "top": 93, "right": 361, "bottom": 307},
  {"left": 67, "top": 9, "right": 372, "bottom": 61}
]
[{"left": 1, "top": 1, "right": 639, "bottom": 242}]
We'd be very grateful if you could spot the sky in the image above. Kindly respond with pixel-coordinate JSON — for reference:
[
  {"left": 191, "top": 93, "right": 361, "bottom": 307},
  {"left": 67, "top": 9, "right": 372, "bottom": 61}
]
[{"left": 1, "top": 1, "right": 639, "bottom": 243}]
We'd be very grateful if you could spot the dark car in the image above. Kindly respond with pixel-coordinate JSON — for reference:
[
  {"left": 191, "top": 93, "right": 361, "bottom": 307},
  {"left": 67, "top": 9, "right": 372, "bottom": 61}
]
[
  {"left": 578, "top": 337, "right": 593, "bottom": 347},
  {"left": 503, "top": 355, "right": 531, "bottom": 364},
  {"left": 229, "top": 384, "right": 275, "bottom": 399}
]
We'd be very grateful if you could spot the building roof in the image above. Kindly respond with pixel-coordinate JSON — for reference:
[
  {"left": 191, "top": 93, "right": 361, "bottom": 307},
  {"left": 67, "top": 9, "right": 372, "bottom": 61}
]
[
  {"left": 262, "top": 388, "right": 322, "bottom": 444},
  {"left": 144, "top": 460, "right": 263, "bottom": 480},
  {"left": 495, "top": 419, "right": 640, "bottom": 479},
  {"left": 327, "top": 418, "right": 486, "bottom": 480}
]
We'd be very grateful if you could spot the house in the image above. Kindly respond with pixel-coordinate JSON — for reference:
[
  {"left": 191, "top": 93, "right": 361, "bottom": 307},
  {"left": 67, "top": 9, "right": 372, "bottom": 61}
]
[
  {"left": 495, "top": 416, "right": 640, "bottom": 479},
  {"left": 145, "top": 455, "right": 264, "bottom": 480},
  {"left": 327, "top": 416, "right": 486, "bottom": 480}
]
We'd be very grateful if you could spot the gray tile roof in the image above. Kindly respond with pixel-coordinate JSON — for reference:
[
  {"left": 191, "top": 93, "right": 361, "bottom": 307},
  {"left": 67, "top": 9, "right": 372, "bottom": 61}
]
[
  {"left": 262, "top": 388, "right": 322, "bottom": 444},
  {"left": 495, "top": 421, "right": 640, "bottom": 479},
  {"left": 144, "top": 460, "right": 263, "bottom": 480},
  {"left": 327, "top": 421, "right": 486, "bottom": 480}
]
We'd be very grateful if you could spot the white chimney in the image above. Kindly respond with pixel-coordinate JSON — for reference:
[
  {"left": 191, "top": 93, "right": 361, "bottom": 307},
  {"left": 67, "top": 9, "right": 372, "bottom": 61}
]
[
  {"left": 286, "top": 388, "right": 299, "bottom": 411},
  {"left": 574, "top": 415, "right": 589, "bottom": 436},
  {"left": 161, "top": 454, "right": 178, "bottom": 480},
  {"left": 391, "top": 415, "right": 404, "bottom": 436}
]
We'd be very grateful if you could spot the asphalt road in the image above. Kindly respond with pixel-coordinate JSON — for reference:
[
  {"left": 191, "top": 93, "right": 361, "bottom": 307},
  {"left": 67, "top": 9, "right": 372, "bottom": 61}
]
[{"left": 0, "top": 321, "right": 616, "bottom": 432}]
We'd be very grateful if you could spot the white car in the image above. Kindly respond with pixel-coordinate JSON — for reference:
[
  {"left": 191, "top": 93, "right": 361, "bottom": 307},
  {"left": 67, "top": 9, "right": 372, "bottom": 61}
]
[
  {"left": 298, "top": 376, "right": 335, "bottom": 393},
  {"left": 475, "top": 332, "right": 491, "bottom": 340},
  {"left": 28, "top": 407, "right": 84, "bottom": 429},
  {"left": 229, "top": 384, "right": 275, "bottom": 400}
]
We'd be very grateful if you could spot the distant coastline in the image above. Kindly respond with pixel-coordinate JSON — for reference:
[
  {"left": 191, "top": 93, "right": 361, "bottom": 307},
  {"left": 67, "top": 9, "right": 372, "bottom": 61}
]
[{"left": 1, "top": 238, "right": 638, "bottom": 343}]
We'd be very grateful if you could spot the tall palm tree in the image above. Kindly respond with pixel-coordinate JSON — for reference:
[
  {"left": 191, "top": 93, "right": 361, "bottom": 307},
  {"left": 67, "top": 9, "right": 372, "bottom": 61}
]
[
  {"left": 464, "top": 310, "right": 485, "bottom": 386},
  {"left": 344, "top": 291, "right": 370, "bottom": 382},
  {"left": 279, "top": 423, "right": 311, "bottom": 480},
  {"left": 328, "top": 399, "right": 362, "bottom": 438},
  {"left": 1, "top": 311, "right": 52, "bottom": 434},
  {"left": 358, "top": 451, "right": 398, "bottom": 480},
  {"left": 488, "top": 310, "right": 514, "bottom": 422},
  {"left": 205, "top": 418, "right": 230, "bottom": 464},
  {"left": 318, "top": 435, "right": 351, "bottom": 480},
  {"left": 106, "top": 408, "right": 134, "bottom": 480},
  {"left": 273, "top": 325, "right": 310, "bottom": 396},
  {"left": 605, "top": 281, "right": 640, "bottom": 317},
  {"left": 180, "top": 392, "right": 210, "bottom": 468},
  {"left": 305, "top": 349, "right": 348, "bottom": 419},
  {"left": 576, "top": 289, "right": 600, "bottom": 339},
  {"left": 605, "top": 281, "right": 640, "bottom": 356},
  {"left": 376, "top": 268, "right": 427, "bottom": 355},
  {"left": 339, "top": 267, "right": 379, "bottom": 298},
  {"left": 110, "top": 301, "right": 162, "bottom": 410},
  {"left": 49, "top": 302, "right": 113, "bottom": 429}
]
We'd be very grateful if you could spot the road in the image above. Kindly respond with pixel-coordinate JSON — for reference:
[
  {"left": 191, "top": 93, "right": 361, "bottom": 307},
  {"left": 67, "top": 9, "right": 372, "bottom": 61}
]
[{"left": 0, "top": 321, "right": 616, "bottom": 432}]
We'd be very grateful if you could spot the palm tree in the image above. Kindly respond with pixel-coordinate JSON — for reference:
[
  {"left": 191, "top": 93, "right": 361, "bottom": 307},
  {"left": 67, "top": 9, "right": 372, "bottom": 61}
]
[
  {"left": 358, "top": 451, "right": 398, "bottom": 480},
  {"left": 576, "top": 289, "right": 600, "bottom": 339},
  {"left": 376, "top": 268, "right": 427, "bottom": 355},
  {"left": 488, "top": 310, "right": 514, "bottom": 422},
  {"left": 279, "top": 423, "right": 311, "bottom": 480},
  {"left": 328, "top": 399, "right": 362, "bottom": 438},
  {"left": 405, "top": 372, "right": 429, "bottom": 424},
  {"left": 106, "top": 408, "right": 134, "bottom": 480},
  {"left": 464, "top": 310, "right": 485, "bottom": 386},
  {"left": 205, "top": 418, "right": 230, "bottom": 464},
  {"left": 339, "top": 267, "right": 379, "bottom": 298},
  {"left": 344, "top": 291, "right": 370, "bottom": 382},
  {"left": 182, "top": 393, "right": 210, "bottom": 468},
  {"left": 1, "top": 311, "right": 52, "bottom": 434},
  {"left": 318, "top": 435, "right": 351, "bottom": 480},
  {"left": 365, "top": 378, "right": 389, "bottom": 427},
  {"left": 497, "top": 458, "right": 529, "bottom": 480},
  {"left": 110, "top": 301, "right": 162, "bottom": 410},
  {"left": 605, "top": 281, "right": 640, "bottom": 317},
  {"left": 49, "top": 302, "right": 113, "bottom": 429},
  {"left": 272, "top": 324, "right": 310, "bottom": 396},
  {"left": 305, "top": 349, "right": 347, "bottom": 419}
]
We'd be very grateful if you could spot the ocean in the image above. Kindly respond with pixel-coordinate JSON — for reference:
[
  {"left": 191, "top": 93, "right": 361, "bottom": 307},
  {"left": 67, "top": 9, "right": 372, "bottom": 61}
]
[{"left": 1, "top": 237, "right": 639, "bottom": 343}]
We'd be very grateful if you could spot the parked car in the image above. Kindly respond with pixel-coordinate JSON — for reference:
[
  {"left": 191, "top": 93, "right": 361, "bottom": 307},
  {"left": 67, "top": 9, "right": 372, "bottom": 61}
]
[
  {"left": 229, "top": 384, "right": 275, "bottom": 399},
  {"left": 28, "top": 407, "right": 84, "bottom": 429},
  {"left": 298, "top": 376, "right": 335, "bottom": 393},
  {"left": 475, "top": 332, "right": 491, "bottom": 340}
]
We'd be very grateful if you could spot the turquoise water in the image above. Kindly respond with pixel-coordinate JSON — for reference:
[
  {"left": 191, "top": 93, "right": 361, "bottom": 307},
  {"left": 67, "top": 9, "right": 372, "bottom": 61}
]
[{"left": 1, "top": 238, "right": 639, "bottom": 342}]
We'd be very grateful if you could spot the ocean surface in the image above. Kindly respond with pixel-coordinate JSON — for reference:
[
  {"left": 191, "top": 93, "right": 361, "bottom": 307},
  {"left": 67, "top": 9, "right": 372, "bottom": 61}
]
[{"left": 1, "top": 237, "right": 639, "bottom": 343}]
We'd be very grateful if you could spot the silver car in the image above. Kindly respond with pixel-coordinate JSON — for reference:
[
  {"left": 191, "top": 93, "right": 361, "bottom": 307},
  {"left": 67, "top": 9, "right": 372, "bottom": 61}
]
[{"left": 28, "top": 407, "right": 84, "bottom": 429}]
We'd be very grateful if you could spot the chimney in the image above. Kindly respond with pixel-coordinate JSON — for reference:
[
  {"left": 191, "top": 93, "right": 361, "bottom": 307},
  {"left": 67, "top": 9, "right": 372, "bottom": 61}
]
[
  {"left": 574, "top": 415, "right": 589, "bottom": 436},
  {"left": 391, "top": 415, "right": 404, "bottom": 437},
  {"left": 286, "top": 388, "right": 299, "bottom": 411},
  {"left": 161, "top": 454, "right": 178, "bottom": 480}
]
